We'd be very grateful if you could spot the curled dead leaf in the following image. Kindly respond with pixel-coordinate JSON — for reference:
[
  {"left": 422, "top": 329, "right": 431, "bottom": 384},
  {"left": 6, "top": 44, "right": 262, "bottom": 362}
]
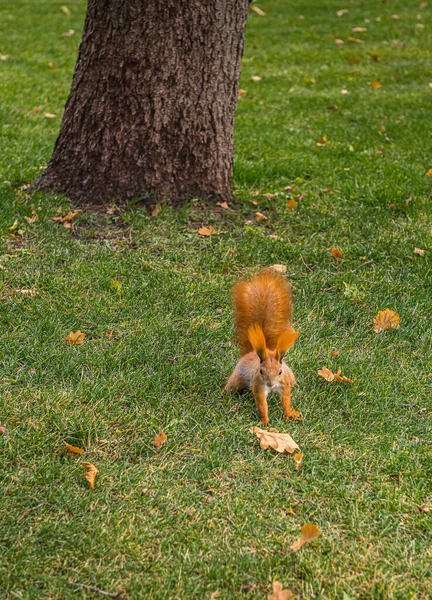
[
  {"left": 238, "top": 89, "right": 247, "bottom": 98},
  {"left": 198, "top": 226, "right": 215, "bottom": 237},
  {"left": 64, "top": 441, "right": 85, "bottom": 455},
  {"left": 44, "top": 113, "right": 57, "bottom": 119},
  {"left": 268, "top": 581, "right": 293, "bottom": 600},
  {"left": 290, "top": 523, "right": 320, "bottom": 552},
  {"left": 82, "top": 462, "right": 98, "bottom": 489},
  {"left": 52, "top": 209, "right": 82, "bottom": 224},
  {"left": 287, "top": 199, "right": 297, "bottom": 209},
  {"left": 249, "top": 427, "right": 299, "bottom": 454},
  {"left": 294, "top": 453, "right": 303, "bottom": 471},
  {"left": 151, "top": 204, "right": 160, "bottom": 217},
  {"left": 330, "top": 350, "right": 340, "bottom": 357},
  {"left": 331, "top": 247, "right": 343, "bottom": 259},
  {"left": 65, "top": 330, "right": 86, "bottom": 345},
  {"left": 370, "top": 53, "right": 380, "bottom": 62},
  {"left": 216, "top": 201, "right": 229, "bottom": 209},
  {"left": 255, "top": 212, "right": 269, "bottom": 222},
  {"left": 373, "top": 309, "right": 400, "bottom": 333},
  {"left": 318, "top": 366, "right": 352, "bottom": 383},
  {"left": 371, "top": 81, "right": 382, "bottom": 88},
  {"left": 154, "top": 430, "right": 167, "bottom": 449},
  {"left": 414, "top": 247, "right": 425, "bottom": 256},
  {"left": 418, "top": 504, "right": 431, "bottom": 512},
  {"left": 427, "top": 168, "right": 432, "bottom": 177},
  {"left": 250, "top": 6, "right": 265, "bottom": 16}
]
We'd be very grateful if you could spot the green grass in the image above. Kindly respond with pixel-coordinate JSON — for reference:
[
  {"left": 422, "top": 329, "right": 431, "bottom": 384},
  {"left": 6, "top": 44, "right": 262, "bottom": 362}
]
[{"left": 1, "top": 1, "right": 432, "bottom": 598}]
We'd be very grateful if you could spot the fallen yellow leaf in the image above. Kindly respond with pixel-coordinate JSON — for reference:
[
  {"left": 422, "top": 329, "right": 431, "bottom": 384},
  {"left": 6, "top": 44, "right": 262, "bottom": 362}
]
[
  {"left": 318, "top": 366, "right": 352, "bottom": 383},
  {"left": 151, "top": 204, "right": 160, "bottom": 217},
  {"left": 238, "top": 89, "right": 247, "bottom": 98},
  {"left": 250, "top": 6, "right": 265, "bottom": 16},
  {"left": 24, "top": 209, "right": 39, "bottom": 224},
  {"left": 348, "top": 37, "right": 364, "bottom": 43},
  {"left": 371, "top": 81, "right": 382, "bottom": 88},
  {"left": 427, "top": 168, "right": 432, "bottom": 177},
  {"left": 61, "top": 5, "right": 71, "bottom": 15},
  {"left": 294, "top": 453, "right": 303, "bottom": 471},
  {"left": 414, "top": 247, "right": 425, "bottom": 256},
  {"left": 330, "top": 350, "right": 340, "bottom": 357},
  {"left": 154, "top": 430, "right": 167, "bottom": 449},
  {"left": 287, "top": 199, "right": 297, "bottom": 209},
  {"left": 373, "top": 309, "right": 400, "bottom": 333},
  {"left": 110, "top": 278, "right": 123, "bottom": 294},
  {"left": 64, "top": 441, "right": 85, "bottom": 455},
  {"left": 82, "top": 462, "right": 98, "bottom": 489},
  {"left": 290, "top": 523, "right": 320, "bottom": 552},
  {"left": 198, "top": 225, "right": 215, "bottom": 236},
  {"left": 331, "top": 247, "right": 343, "bottom": 259},
  {"left": 52, "top": 209, "right": 82, "bottom": 223},
  {"left": 249, "top": 427, "right": 299, "bottom": 454},
  {"left": 65, "top": 330, "right": 86, "bottom": 345},
  {"left": 268, "top": 581, "right": 293, "bottom": 600},
  {"left": 255, "top": 212, "right": 269, "bottom": 222}
]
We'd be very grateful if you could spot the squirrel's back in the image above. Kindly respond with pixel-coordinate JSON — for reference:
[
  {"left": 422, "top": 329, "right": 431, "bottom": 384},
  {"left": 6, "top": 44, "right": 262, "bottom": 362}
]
[{"left": 232, "top": 268, "right": 293, "bottom": 355}]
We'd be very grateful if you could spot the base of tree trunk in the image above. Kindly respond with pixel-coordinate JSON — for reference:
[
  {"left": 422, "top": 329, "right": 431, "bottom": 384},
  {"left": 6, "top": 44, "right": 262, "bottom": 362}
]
[{"left": 36, "top": 1, "right": 250, "bottom": 205}]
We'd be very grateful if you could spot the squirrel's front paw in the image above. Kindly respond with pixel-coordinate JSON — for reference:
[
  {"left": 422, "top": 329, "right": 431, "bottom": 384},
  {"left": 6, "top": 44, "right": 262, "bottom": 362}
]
[{"left": 285, "top": 409, "right": 302, "bottom": 421}]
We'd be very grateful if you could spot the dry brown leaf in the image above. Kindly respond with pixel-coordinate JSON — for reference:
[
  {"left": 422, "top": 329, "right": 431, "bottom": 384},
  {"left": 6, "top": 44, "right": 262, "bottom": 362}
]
[
  {"left": 24, "top": 209, "right": 39, "bottom": 224},
  {"left": 263, "top": 192, "right": 279, "bottom": 198},
  {"left": 250, "top": 6, "right": 265, "bottom": 16},
  {"left": 154, "top": 430, "right": 167, "bottom": 449},
  {"left": 370, "top": 53, "right": 381, "bottom": 62},
  {"left": 290, "top": 523, "right": 320, "bottom": 552},
  {"left": 198, "top": 225, "right": 215, "bottom": 237},
  {"left": 216, "top": 201, "right": 229, "bottom": 209},
  {"left": 335, "top": 38, "right": 344, "bottom": 45},
  {"left": 209, "top": 592, "right": 220, "bottom": 600},
  {"left": 82, "top": 462, "right": 98, "bottom": 489},
  {"left": 373, "top": 309, "right": 400, "bottom": 333},
  {"left": 44, "top": 113, "right": 57, "bottom": 119},
  {"left": 414, "top": 247, "right": 425, "bottom": 256},
  {"left": 371, "top": 81, "right": 382, "bottom": 88},
  {"left": 316, "top": 135, "right": 327, "bottom": 146},
  {"left": 337, "top": 9, "right": 349, "bottom": 16},
  {"left": 287, "top": 199, "right": 297, "bottom": 209},
  {"left": 427, "top": 168, "right": 432, "bottom": 177},
  {"left": 268, "top": 581, "right": 293, "bottom": 600},
  {"left": 251, "top": 75, "right": 262, "bottom": 82},
  {"left": 318, "top": 366, "right": 352, "bottom": 383},
  {"left": 61, "top": 29, "right": 75, "bottom": 37},
  {"left": 12, "top": 289, "right": 37, "bottom": 297},
  {"left": 151, "top": 204, "right": 160, "bottom": 217},
  {"left": 352, "top": 27, "right": 367, "bottom": 33},
  {"left": 249, "top": 427, "right": 299, "bottom": 454},
  {"left": 418, "top": 504, "right": 431, "bottom": 512},
  {"left": 267, "top": 264, "right": 287, "bottom": 273},
  {"left": 255, "top": 212, "right": 269, "bottom": 222},
  {"left": 64, "top": 441, "right": 85, "bottom": 455},
  {"left": 348, "top": 37, "right": 364, "bottom": 43},
  {"left": 52, "top": 209, "right": 82, "bottom": 223},
  {"left": 330, "top": 350, "right": 340, "bottom": 357},
  {"left": 65, "top": 330, "right": 86, "bottom": 345},
  {"left": 331, "top": 247, "right": 343, "bottom": 259},
  {"left": 238, "top": 89, "right": 247, "bottom": 97},
  {"left": 294, "top": 453, "right": 303, "bottom": 471}
]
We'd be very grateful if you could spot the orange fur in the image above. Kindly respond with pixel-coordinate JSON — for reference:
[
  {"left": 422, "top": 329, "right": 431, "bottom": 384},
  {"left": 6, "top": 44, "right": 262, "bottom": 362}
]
[
  {"left": 247, "top": 324, "right": 268, "bottom": 359},
  {"left": 275, "top": 327, "right": 300, "bottom": 360},
  {"left": 232, "top": 269, "right": 296, "bottom": 355}
]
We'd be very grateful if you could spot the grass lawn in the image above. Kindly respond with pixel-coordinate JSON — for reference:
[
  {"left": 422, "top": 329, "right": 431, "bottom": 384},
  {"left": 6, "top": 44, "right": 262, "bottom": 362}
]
[{"left": 1, "top": 0, "right": 432, "bottom": 598}]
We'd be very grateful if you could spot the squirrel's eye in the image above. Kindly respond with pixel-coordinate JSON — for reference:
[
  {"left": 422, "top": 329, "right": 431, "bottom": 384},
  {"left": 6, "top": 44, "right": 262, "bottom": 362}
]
[
  {"left": 279, "top": 370, "right": 282, "bottom": 375},
  {"left": 260, "top": 368, "right": 263, "bottom": 374}
]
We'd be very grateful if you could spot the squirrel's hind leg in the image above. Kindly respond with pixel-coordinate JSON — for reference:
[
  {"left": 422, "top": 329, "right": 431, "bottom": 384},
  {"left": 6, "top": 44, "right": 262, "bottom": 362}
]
[{"left": 225, "top": 367, "right": 247, "bottom": 392}]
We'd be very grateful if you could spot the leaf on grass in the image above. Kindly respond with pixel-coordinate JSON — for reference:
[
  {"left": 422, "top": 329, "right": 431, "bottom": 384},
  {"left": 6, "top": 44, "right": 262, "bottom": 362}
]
[
  {"left": 64, "top": 441, "right": 85, "bottom": 455},
  {"left": 238, "top": 89, "right": 247, "bottom": 98},
  {"left": 52, "top": 209, "right": 82, "bottom": 225},
  {"left": 267, "top": 264, "right": 287, "bottom": 273},
  {"left": 255, "top": 212, "right": 269, "bottom": 222},
  {"left": 287, "top": 199, "right": 297, "bottom": 209},
  {"left": 44, "top": 113, "right": 57, "bottom": 119},
  {"left": 82, "top": 462, "right": 98, "bottom": 489},
  {"left": 12, "top": 289, "right": 37, "bottom": 297},
  {"left": 209, "top": 592, "right": 220, "bottom": 600},
  {"left": 61, "top": 29, "right": 75, "bottom": 37},
  {"left": 0, "top": 424, "right": 6, "bottom": 435},
  {"left": 427, "top": 168, "right": 432, "bottom": 177},
  {"left": 352, "top": 27, "right": 367, "bottom": 33},
  {"left": 1, "top": 54, "right": 10, "bottom": 61},
  {"left": 216, "top": 201, "right": 229, "bottom": 209},
  {"left": 250, "top": 6, "right": 265, "bottom": 16},
  {"left": 154, "top": 430, "right": 167, "bottom": 449},
  {"left": 337, "top": 9, "right": 349, "bottom": 16},
  {"left": 110, "top": 278, "right": 123, "bottom": 294},
  {"left": 294, "top": 453, "right": 303, "bottom": 471},
  {"left": 371, "top": 81, "right": 382, "bottom": 89},
  {"left": 251, "top": 76, "right": 262, "bottom": 82},
  {"left": 290, "top": 523, "right": 320, "bottom": 552},
  {"left": 418, "top": 504, "right": 431, "bottom": 512},
  {"left": 249, "top": 427, "right": 299, "bottom": 454},
  {"left": 65, "top": 330, "right": 86, "bottom": 345},
  {"left": 316, "top": 135, "right": 327, "bottom": 146},
  {"left": 373, "top": 309, "right": 400, "bottom": 333},
  {"left": 331, "top": 247, "right": 343, "bottom": 259},
  {"left": 268, "top": 581, "right": 293, "bottom": 600},
  {"left": 151, "top": 204, "right": 160, "bottom": 217},
  {"left": 335, "top": 39, "right": 344, "bottom": 45},
  {"left": 24, "top": 209, "right": 39, "bottom": 224},
  {"left": 346, "top": 57, "right": 360, "bottom": 64},
  {"left": 198, "top": 225, "right": 215, "bottom": 236},
  {"left": 318, "top": 366, "right": 352, "bottom": 383},
  {"left": 348, "top": 37, "right": 364, "bottom": 43},
  {"left": 340, "top": 89, "right": 350, "bottom": 95},
  {"left": 414, "top": 247, "right": 425, "bottom": 256},
  {"left": 61, "top": 5, "right": 71, "bottom": 15},
  {"left": 370, "top": 53, "right": 380, "bottom": 62},
  {"left": 330, "top": 350, "right": 340, "bottom": 357}
]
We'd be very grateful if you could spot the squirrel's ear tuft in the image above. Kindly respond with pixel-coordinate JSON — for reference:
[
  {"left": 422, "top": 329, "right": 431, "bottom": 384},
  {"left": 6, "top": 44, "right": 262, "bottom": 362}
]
[
  {"left": 276, "top": 327, "right": 299, "bottom": 361},
  {"left": 248, "top": 324, "right": 267, "bottom": 360}
]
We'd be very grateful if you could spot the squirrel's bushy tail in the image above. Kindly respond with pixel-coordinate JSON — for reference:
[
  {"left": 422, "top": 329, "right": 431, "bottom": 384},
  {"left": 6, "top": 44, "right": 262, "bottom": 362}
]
[{"left": 232, "top": 268, "right": 294, "bottom": 356}]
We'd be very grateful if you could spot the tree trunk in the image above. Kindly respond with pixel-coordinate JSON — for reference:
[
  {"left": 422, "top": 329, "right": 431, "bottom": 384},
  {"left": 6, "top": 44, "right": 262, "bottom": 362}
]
[{"left": 37, "top": 0, "right": 250, "bottom": 204}]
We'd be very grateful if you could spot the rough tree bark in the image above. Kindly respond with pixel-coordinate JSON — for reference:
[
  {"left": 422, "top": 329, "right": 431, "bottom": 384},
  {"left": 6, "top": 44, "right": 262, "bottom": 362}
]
[{"left": 37, "top": 0, "right": 250, "bottom": 204}]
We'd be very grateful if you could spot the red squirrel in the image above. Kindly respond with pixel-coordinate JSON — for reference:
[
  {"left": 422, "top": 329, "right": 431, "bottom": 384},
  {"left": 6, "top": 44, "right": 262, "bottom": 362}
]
[{"left": 225, "top": 268, "right": 300, "bottom": 424}]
